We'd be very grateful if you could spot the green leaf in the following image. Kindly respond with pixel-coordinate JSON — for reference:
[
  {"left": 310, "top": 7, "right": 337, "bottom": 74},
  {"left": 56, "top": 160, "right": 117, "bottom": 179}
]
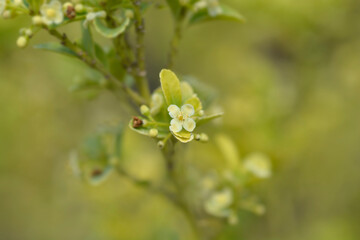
[
  {"left": 185, "top": 95, "right": 203, "bottom": 114},
  {"left": 70, "top": 124, "right": 125, "bottom": 186},
  {"left": 94, "top": 17, "right": 130, "bottom": 38},
  {"left": 81, "top": 22, "right": 95, "bottom": 57},
  {"left": 183, "top": 76, "right": 217, "bottom": 109},
  {"left": 172, "top": 130, "right": 194, "bottom": 143},
  {"left": 197, "top": 112, "right": 223, "bottom": 126},
  {"left": 180, "top": 81, "right": 194, "bottom": 102},
  {"left": 189, "top": 4, "right": 245, "bottom": 25},
  {"left": 34, "top": 42, "right": 77, "bottom": 58},
  {"left": 160, "top": 69, "right": 182, "bottom": 106},
  {"left": 94, "top": 43, "right": 108, "bottom": 67},
  {"left": 89, "top": 166, "right": 114, "bottom": 186}
]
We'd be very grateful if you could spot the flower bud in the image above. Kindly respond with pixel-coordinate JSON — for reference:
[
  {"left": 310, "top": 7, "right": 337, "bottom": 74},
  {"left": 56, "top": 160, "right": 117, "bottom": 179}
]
[
  {"left": 200, "top": 133, "right": 209, "bottom": 142},
  {"left": 149, "top": 128, "right": 158, "bottom": 138},
  {"left": 195, "top": 134, "right": 201, "bottom": 141},
  {"left": 25, "top": 29, "right": 32, "bottom": 37},
  {"left": 63, "top": 2, "right": 73, "bottom": 11},
  {"left": 195, "top": 133, "right": 209, "bottom": 142},
  {"left": 16, "top": 36, "right": 28, "bottom": 48},
  {"left": 140, "top": 105, "right": 150, "bottom": 115},
  {"left": 32, "top": 15, "right": 43, "bottom": 25},
  {"left": 75, "top": 3, "right": 84, "bottom": 12},
  {"left": 157, "top": 141, "right": 164, "bottom": 149},
  {"left": 198, "top": 110, "right": 204, "bottom": 116}
]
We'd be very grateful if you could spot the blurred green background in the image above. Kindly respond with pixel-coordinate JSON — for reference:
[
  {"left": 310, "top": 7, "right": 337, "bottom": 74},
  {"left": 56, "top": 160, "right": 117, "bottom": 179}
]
[{"left": 1, "top": 0, "right": 360, "bottom": 239}]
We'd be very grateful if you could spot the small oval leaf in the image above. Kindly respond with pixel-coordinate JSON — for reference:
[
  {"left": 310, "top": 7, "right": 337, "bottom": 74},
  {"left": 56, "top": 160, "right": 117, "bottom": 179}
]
[
  {"left": 94, "top": 17, "right": 130, "bottom": 38},
  {"left": 160, "top": 69, "right": 182, "bottom": 106}
]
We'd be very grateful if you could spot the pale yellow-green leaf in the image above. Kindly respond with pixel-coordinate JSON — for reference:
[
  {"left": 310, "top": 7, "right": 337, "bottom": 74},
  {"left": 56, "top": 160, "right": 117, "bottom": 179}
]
[
  {"left": 172, "top": 130, "right": 194, "bottom": 143},
  {"left": 185, "top": 95, "right": 203, "bottom": 113},
  {"left": 197, "top": 112, "right": 223, "bottom": 126},
  {"left": 181, "top": 81, "right": 194, "bottom": 102},
  {"left": 160, "top": 69, "right": 182, "bottom": 106}
]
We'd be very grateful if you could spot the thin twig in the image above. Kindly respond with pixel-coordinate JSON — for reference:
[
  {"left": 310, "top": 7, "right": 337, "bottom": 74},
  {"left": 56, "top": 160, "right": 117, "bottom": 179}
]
[
  {"left": 46, "top": 28, "right": 146, "bottom": 106},
  {"left": 167, "top": 7, "right": 187, "bottom": 69},
  {"left": 132, "top": 0, "right": 151, "bottom": 101}
]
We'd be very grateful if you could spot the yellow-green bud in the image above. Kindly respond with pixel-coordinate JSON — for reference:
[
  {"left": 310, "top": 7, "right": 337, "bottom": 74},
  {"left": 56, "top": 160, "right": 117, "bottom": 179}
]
[
  {"left": 32, "top": 15, "right": 43, "bottom": 25},
  {"left": 63, "top": 2, "right": 73, "bottom": 11},
  {"left": 198, "top": 110, "right": 204, "bottom": 116},
  {"left": 149, "top": 128, "right": 158, "bottom": 138},
  {"left": 195, "top": 134, "right": 201, "bottom": 141},
  {"left": 16, "top": 36, "right": 28, "bottom": 48},
  {"left": 140, "top": 105, "right": 150, "bottom": 115},
  {"left": 157, "top": 141, "right": 164, "bottom": 149},
  {"left": 125, "top": 9, "right": 134, "bottom": 19},
  {"left": 200, "top": 133, "right": 209, "bottom": 142},
  {"left": 75, "top": 3, "right": 84, "bottom": 12},
  {"left": 25, "top": 29, "right": 32, "bottom": 37}
]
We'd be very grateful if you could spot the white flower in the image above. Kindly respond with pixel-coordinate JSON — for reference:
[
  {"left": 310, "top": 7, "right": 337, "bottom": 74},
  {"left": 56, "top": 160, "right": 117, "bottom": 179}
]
[
  {"left": 0, "top": 0, "right": 6, "bottom": 15},
  {"left": 243, "top": 152, "right": 272, "bottom": 179},
  {"left": 168, "top": 104, "right": 196, "bottom": 133},
  {"left": 40, "top": 0, "right": 63, "bottom": 26},
  {"left": 204, "top": 188, "right": 233, "bottom": 217}
]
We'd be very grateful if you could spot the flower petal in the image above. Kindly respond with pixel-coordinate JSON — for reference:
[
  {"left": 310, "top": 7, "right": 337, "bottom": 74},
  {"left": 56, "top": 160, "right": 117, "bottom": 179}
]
[
  {"left": 169, "top": 119, "right": 183, "bottom": 133},
  {"left": 181, "top": 104, "right": 195, "bottom": 117},
  {"left": 183, "top": 118, "right": 196, "bottom": 132},
  {"left": 51, "top": 0, "right": 61, "bottom": 10},
  {"left": 167, "top": 104, "right": 181, "bottom": 118},
  {"left": 54, "top": 13, "right": 64, "bottom": 24}
]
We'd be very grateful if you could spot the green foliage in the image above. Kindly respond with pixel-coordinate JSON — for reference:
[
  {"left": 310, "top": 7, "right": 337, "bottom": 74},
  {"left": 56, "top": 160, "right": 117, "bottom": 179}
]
[
  {"left": 93, "top": 17, "right": 130, "bottom": 38},
  {"left": 0, "top": 0, "right": 276, "bottom": 238},
  {"left": 71, "top": 125, "right": 124, "bottom": 186},
  {"left": 33, "top": 42, "right": 77, "bottom": 57},
  {"left": 160, "top": 69, "right": 183, "bottom": 106}
]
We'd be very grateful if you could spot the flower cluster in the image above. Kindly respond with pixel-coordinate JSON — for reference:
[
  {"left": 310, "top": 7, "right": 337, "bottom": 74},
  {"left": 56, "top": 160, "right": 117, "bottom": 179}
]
[
  {"left": 130, "top": 69, "right": 223, "bottom": 145},
  {"left": 1, "top": 0, "right": 134, "bottom": 48},
  {"left": 182, "top": 134, "right": 273, "bottom": 224}
]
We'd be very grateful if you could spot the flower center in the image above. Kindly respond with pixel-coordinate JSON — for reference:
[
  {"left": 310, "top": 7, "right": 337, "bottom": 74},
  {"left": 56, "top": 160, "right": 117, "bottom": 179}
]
[
  {"left": 178, "top": 114, "right": 184, "bottom": 121},
  {"left": 46, "top": 9, "right": 56, "bottom": 18}
]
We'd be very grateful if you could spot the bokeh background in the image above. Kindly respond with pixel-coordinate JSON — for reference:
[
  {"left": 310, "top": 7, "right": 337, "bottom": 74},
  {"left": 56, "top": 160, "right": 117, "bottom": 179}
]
[{"left": 1, "top": 0, "right": 360, "bottom": 239}]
